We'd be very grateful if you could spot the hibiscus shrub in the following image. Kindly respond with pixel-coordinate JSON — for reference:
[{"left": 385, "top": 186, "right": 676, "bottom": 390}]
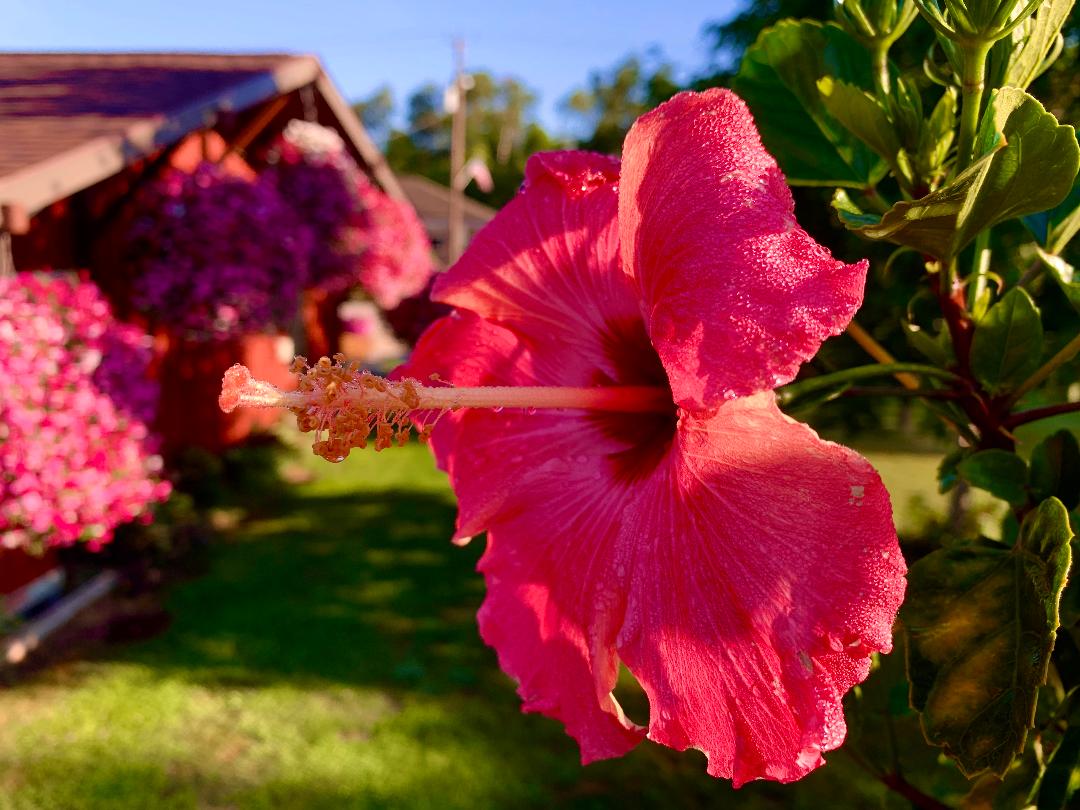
[
  {"left": 0, "top": 273, "right": 172, "bottom": 550},
  {"left": 221, "top": 1, "right": 1080, "bottom": 807}
]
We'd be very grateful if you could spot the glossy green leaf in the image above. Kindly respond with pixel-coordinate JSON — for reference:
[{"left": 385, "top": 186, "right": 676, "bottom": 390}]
[
  {"left": 1030, "top": 430, "right": 1080, "bottom": 512},
  {"left": 817, "top": 77, "right": 902, "bottom": 165},
  {"left": 904, "top": 319, "right": 954, "bottom": 367},
  {"left": 903, "top": 498, "right": 1074, "bottom": 777},
  {"left": 969, "top": 287, "right": 1044, "bottom": 396},
  {"left": 1004, "top": 0, "right": 1074, "bottom": 90},
  {"left": 916, "top": 87, "right": 957, "bottom": 183},
  {"left": 1023, "top": 151, "right": 1080, "bottom": 252},
  {"left": 1035, "top": 248, "right": 1080, "bottom": 314},
  {"left": 958, "top": 449, "right": 1029, "bottom": 503},
  {"left": 840, "top": 89, "right": 1079, "bottom": 259},
  {"left": 733, "top": 20, "right": 886, "bottom": 188},
  {"left": 938, "top": 448, "right": 965, "bottom": 494},
  {"left": 831, "top": 188, "right": 884, "bottom": 228}
]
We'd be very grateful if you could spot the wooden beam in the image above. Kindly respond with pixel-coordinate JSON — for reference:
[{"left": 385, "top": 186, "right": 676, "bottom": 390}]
[
  {"left": 94, "top": 139, "right": 186, "bottom": 232},
  {"left": 222, "top": 95, "right": 290, "bottom": 161},
  {"left": 0, "top": 203, "right": 29, "bottom": 235}
]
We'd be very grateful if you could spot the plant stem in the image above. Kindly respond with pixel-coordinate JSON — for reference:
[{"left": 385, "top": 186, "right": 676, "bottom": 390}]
[
  {"left": 778, "top": 363, "right": 965, "bottom": 402},
  {"left": 845, "top": 321, "right": 921, "bottom": 388},
  {"left": 872, "top": 43, "right": 891, "bottom": 99},
  {"left": 1006, "top": 400, "right": 1080, "bottom": 429},
  {"left": 1003, "top": 330, "right": 1080, "bottom": 409},
  {"left": 842, "top": 386, "right": 963, "bottom": 399},
  {"left": 955, "top": 42, "right": 991, "bottom": 176},
  {"left": 879, "top": 773, "right": 953, "bottom": 810},
  {"left": 968, "top": 228, "right": 993, "bottom": 316}
]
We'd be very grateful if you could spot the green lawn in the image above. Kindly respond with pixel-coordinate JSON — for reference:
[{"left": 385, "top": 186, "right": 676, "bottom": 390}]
[{"left": 0, "top": 441, "right": 963, "bottom": 809}]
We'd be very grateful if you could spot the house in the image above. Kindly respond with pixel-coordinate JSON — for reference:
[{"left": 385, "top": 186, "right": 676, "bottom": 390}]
[
  {"left": 0, "top": 52, "right": 409, "bottom": 617},
  {"left": 398, "top": 174, "right": 496, "bottom": 267},
  {"left": 0, "top": 51, "right": 411, "bottom": 453}
]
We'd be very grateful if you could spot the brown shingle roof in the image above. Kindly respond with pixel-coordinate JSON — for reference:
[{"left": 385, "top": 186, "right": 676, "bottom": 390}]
[
  {"left": 0, "top": 52, "right": 406, "bottom": 216},
  {"left": 0, "top": 53, "right": 296, "bottom": 178}
]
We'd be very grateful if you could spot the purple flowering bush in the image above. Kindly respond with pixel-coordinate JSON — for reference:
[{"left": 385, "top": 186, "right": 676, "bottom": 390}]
[{"left": 127, "top": 162, "right": 311, "bottom": 340}]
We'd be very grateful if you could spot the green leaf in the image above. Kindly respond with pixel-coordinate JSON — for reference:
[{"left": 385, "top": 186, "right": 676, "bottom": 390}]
[
  {"left": 831, "top": 188, "right": 884, "bottom": 228},
  {"left": 903, "top": 498, "right": 1074, "bottom": 777},
  {"left": 969, "top": 287, "right": 1044, "bottom": 396},
  {"left": 1023, "top": 154, "right": 1080, "bottom": 252},
  {"left": 939, "top": 448, "right": 965, "bottom": 494},
  {"left": 1030, "top": 689, "right": 1080, "bottom": 809},
  {"left": 1030, "top": 430, "right": 1080, "bottom": 511},
  {"left": 733, "top": 20, "right": 886, "bottom": 188},
  {"left": 1035, "top": 248, "right": 1080, "bottom": 314},
  {"left": 916, "top": 87, "right": 957, "bottom": 183},
  {"left": 1004, "top": 0, "right": 1074, "bottom": 90},
  {"left": 1036, "top": 724, "right": 1080, "bottom": 809},
  {"left": 904, "top": 319, "right": 954, "bottom": 367},
  {"left": 958, "top": 449, "right": 1029, "bottom": 503},
  {"left": 841, "top": 89, "right": 1079, "bottom": 259},
  {"left": 817, "top": 76, "right": 902, "bottom": 165}
]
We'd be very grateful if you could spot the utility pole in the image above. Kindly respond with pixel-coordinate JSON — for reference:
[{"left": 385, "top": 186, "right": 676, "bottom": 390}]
[{"left": 448, "top": 38, "right": 467, "bottom": 264}]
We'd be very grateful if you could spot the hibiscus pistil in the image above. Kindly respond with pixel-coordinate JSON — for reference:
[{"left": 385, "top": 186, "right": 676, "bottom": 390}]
[{"left": 220, "top": 355, "right": 672, "bottom": 458}]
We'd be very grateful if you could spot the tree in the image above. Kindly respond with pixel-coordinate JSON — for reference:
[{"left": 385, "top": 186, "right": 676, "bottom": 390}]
[
  {"left": 352, "top": 84, "right": 394, "bottom": 148},
  {"left": 383, "top": 72, "right": 559, "bottom": 208},
  {"left": 562, "top": 53, "right": 681, "bottom": 154}
]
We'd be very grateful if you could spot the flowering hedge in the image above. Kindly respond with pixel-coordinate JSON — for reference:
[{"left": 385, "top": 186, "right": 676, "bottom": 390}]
[
  {"left": 264, "top": 122, "right": 361, "bottom": 295},
  {"left": 129, "top": 130, "right": 434, "bottom": 339},
  {"left": 267, "top": 121, "right": 435, "bottom": 307},
  {"left": 127, "top": 162, "right": 311, "bottom": 340},
  {"left": 0, "top": 273, "right": 171, "bottom": 550},
  {"left": 351, "top": 172, "right": 434, "bottom": 310}
]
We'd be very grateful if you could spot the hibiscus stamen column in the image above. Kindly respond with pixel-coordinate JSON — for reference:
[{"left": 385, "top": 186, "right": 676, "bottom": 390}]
[{"left": 220, "top": 357, "right": 673, "bottom": 459}]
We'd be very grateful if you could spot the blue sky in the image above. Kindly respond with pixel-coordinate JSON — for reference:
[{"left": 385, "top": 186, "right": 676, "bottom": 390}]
[{"left": 2, "top": 0, "right": 741, "bottom": 134}]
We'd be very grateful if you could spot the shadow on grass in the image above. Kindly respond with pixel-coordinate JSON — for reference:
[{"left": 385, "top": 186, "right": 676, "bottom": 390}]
[
  {"left": 117, "top": 488, "right": 492, "bottom": 695},
  {"left": 3, "top": 450, "right": 898, "bottom": 809}
]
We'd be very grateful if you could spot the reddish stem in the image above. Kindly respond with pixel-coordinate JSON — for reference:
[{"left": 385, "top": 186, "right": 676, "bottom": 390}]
[
  {"left": 1005, "top": 400, "right": 1080, "bottom": 429},
  {"left": 880, "top": 773, "right": 952, "bottom": 810}
]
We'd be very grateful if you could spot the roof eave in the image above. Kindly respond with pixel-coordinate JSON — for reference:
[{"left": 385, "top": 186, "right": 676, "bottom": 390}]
[{"left": 0, "top": 55, "right": 395, "bottom": 216}]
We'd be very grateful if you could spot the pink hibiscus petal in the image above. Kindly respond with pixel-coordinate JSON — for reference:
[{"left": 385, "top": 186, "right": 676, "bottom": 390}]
[
  {"left": 403, "top": 310, "right": 903, "bottom": 780},
  {"left": 618, "top": 393, "right": 904, "bottom": 784},
  {"left": 432, "top": 151, "right": 644, "bottom": 388},
  {"left": 400, "top": 310, "right": 652, "bottom": 757},
  {"left": 618, "top": 89, "right": 869, "bottom": 408}
]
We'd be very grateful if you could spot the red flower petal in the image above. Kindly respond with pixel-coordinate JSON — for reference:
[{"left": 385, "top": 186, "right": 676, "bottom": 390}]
[
  {"left": 618, "top": 394, "right": 904, "bottom": 784},
  {"left": 403, "top": 309, "right": 904, "bottom": 780},
  {"left": 432, "top": 151, "right": 642, "bottom": 388},
  {"left": 619, "top": 89, "right": 869, "bottom": 408},
  {"left": 400, "top": 311, "right": 652, "bottom": 757}
]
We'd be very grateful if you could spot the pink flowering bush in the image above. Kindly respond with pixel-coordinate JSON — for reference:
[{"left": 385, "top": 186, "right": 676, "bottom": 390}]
[
  {"left": 0, "top": 273, "right": 171, "bottom": 550},
  {"left": 351, "top": 173, "right": 435, "bottom": 310},
  {"left": 127, "top": 162, "right": 311, "bottom": 340},
  {"left": 263, "top": 123, "right": 364, "bottom": 294}
]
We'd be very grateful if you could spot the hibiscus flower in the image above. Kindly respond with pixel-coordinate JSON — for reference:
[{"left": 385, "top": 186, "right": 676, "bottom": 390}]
[{"left": 221, "top": 88, "right": 905, "bottom": 785}]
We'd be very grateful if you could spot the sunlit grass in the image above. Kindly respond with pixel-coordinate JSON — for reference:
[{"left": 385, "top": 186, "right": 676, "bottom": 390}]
[{"left": 0, "top": 441, "right": 959, "bottom": 809}]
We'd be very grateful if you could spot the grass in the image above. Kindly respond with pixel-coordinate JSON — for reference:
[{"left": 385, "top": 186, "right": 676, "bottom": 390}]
[{"left": 0, "top": 440, "right": 963, "bottom": 809}]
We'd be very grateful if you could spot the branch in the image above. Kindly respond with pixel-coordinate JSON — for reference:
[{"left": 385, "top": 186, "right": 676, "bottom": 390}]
[
  {"left": 842, "top": 386, "right": 963, "bottom": 399},
  {"left": 778, "top": 363, "right": 966, "bottom": 403},
  {"left": 1005, "top": 400, "right": 1080, "bottom": 429},
  {"left": 1003, "top": 330, "right": 1080, "bottom": 409},
  {"left": 846, "top": 321, "right": 921, "bottom": 389}
]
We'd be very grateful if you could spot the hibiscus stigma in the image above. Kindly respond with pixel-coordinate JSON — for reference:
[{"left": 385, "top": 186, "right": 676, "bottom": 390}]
[{"left": 220, "top": 355, "right": 672, "bottom": 460}]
